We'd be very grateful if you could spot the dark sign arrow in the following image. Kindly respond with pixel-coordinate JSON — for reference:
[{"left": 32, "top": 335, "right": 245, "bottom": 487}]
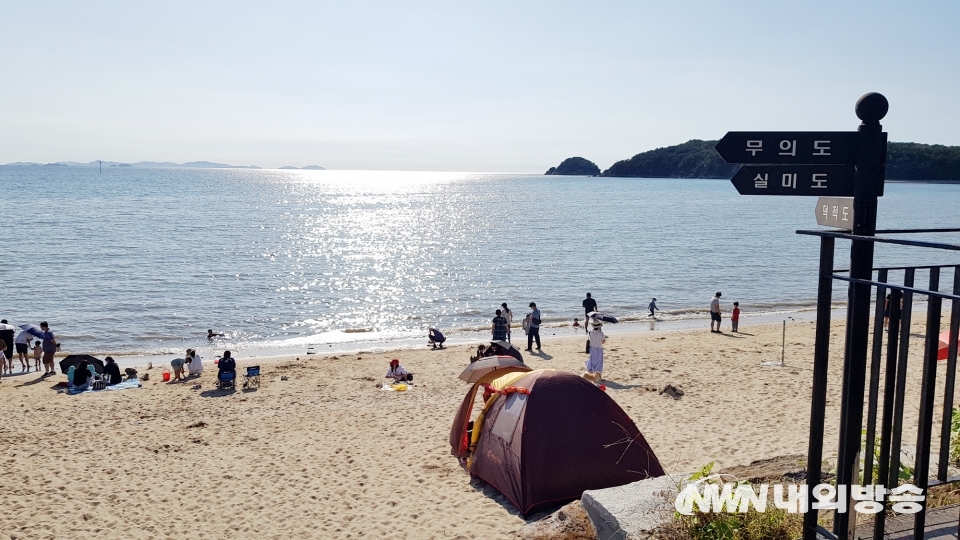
[
  {"left": 731, "top": 165, "right": 855, "bottom": 196},
  {"left": 716, "top": 132, "right": 858, "bottom": 165}
]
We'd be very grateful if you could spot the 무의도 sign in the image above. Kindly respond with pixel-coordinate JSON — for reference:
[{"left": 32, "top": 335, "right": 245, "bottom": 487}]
[{"left": 715, "top": 132, "right": 858, "bottom": 165}]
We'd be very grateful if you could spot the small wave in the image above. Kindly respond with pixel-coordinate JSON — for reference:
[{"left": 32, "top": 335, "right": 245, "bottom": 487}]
[{"left": 342, "top": 328, "right": 373, "bottom": 333}]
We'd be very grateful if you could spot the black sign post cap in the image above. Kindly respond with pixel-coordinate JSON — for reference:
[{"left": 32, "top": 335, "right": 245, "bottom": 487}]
[{"left": 855, "top": 93, "right": 888, "bottom": 123}]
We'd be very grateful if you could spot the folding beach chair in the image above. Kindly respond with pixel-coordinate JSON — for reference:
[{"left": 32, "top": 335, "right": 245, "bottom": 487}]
[
  {"left": 243, "top": 366, "right": 260, "bottom": 389},
  {"left": 217, "top": 370, "right": 236, "bottom": 390}
]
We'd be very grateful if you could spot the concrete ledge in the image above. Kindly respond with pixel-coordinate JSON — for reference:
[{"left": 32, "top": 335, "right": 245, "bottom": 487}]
[{"left": 581, "top": 474, "right": 682, "bottom": 540}]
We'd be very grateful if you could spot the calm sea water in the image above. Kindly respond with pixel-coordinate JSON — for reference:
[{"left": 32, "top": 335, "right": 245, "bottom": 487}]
[{"left": 1, "top": 167, "right": 958, "bottom": 357}]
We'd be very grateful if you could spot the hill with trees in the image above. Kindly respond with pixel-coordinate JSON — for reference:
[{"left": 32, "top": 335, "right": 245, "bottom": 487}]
[
  {"left": 601, "top": 140, "right": 736, "bottom": 178},
  {"left": 544, "top": 156, "right": 601, "bottom": 176},
  {"left": 587, "top": 140, "right": 960, "bottom": 181}
]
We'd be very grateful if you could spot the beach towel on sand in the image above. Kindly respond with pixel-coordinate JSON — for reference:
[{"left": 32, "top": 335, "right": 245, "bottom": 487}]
[{"left": 67, "top": 378, "right": 142, "bottom": 395}]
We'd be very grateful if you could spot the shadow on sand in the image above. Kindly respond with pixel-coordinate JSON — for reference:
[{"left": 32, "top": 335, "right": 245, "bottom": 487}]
[
  {"left": 467, "top": 476, "right": 562, "bottom": 525},
  {"left": 602, "top": 380, "right": 642, "bottom": 390},
  {"left": 14, "top": 374, "right": 61, "bottom": 388},
  {"left": 200, "top": 387, "right": 236, "bottom": 398},
  {"left": 526, "top": 350, "right": 554, "bottom": 361}
]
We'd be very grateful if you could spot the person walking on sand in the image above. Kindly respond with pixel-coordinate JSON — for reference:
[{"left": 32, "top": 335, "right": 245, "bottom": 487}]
[
  {"left": 491, "top": 309, "right": 508, "bottom": 342},
  {"left": 15, "top": 330, "right": 32, "bottom": 372},
  {"left": 39, "top": 321, "right": 60, "bottom": 376},
  {"left": 585, "top": 319, "right": 607, "bottom": 385},
  {"left": 709, "top": 292, "right": 723, "bottom": 333},
  {"left": 731, "top": 302, "right": 741, "bottom": 332},
  {"left": 500, "top": 303, "right": 513, "bottom": 343},
  {"left": 648, "top": 298, "right": 660, "bottom": 318},
  {"left": 525, "top": 302, "right": 542, "bottom": 352},
  {"left": 32, "top": 340, "right": 42, "bottom": 371}
]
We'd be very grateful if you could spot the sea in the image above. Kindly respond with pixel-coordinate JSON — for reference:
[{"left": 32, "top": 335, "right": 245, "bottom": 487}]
[{"left": 1, "top": 167, "right": 958, "bottom": 361}]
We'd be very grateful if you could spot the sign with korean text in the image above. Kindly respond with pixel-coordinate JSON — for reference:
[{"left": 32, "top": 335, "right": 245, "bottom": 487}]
[
  {"left": 716, "top": 132, "right": 858, "bottom": 165},
  {"left": 730, "top": 165, "right": 855, "bottom": 196},
  {"left": 815, "top": 197, "right": 855, "bottom": 229}
]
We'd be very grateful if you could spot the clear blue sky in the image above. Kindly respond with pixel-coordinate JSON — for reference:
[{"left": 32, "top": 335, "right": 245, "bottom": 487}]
[{"left": 2, "top": 1, "right": 958, "bottom": 171}]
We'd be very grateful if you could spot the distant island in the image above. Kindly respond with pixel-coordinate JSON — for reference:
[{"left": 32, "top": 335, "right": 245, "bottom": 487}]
[
  {"left": 544, "top": 157, "right": 600, "bottom": 176},
  {"left": 602, "top": 140, "right": 736, "bottom": 179},
  {"left": 2, "top": 160, "right": 262, "bottom": 169},
  {"left": 279, "top": 165, "right": 326, "bottom": 170},
  {"left": 556, "top": 140, "right": 960, "bottom": 181}
]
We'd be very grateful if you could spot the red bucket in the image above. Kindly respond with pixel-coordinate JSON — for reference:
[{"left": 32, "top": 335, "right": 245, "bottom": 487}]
[{"left": 162, "top": 369, "right": 171, "bottom": 382}]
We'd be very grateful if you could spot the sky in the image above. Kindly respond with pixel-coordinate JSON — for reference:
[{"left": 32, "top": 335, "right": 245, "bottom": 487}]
[{"left": 2, "top": 1, "right": 958, "bottom": 172}]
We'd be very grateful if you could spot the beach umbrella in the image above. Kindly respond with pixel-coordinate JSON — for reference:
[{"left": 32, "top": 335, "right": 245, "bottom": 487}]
[
  {"left": 459, "top": 356, "right": 530, "bottom": 384},
  {"left": 939, "top": 330, "right": 960, "bottom": 361},
  {"left": 59, "top": 354, "right": 105, "bottom": 375},
  {"left": 586, "top": 311, "right": 618, "bottom": 324},
  {"left": 488, "top": 340, "right": 524, "bottom": 362},
  {"left": 20, "top": 323, "right": 44, "bottom": 339}
]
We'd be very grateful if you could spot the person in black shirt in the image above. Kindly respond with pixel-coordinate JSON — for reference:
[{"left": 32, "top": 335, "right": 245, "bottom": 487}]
[
  {"left": 582, "top": 293, "right": 598, "bottom": 317},
  {"left": 218, "top": 350, "right": 236, "bottom": 375},
  {"left": 103, "top": 356, "right": 122, "bottom": 385}
]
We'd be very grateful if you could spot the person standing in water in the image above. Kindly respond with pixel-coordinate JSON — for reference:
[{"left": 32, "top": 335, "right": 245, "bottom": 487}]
[{"left": 648, "top": 298, "right": 660, "bottom": 318}]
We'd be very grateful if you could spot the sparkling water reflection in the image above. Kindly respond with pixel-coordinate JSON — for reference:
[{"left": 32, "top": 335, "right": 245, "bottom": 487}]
[{"left": 1, "top": 167, "right": 957, "bottom": 355}]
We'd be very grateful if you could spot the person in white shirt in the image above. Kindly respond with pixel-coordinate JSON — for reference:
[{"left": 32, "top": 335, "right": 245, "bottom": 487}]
[
  {"left": 710, "top": 292, "right": 723, "bottom": 333},
  {"left": 15, "top": 331, "right": 32, "bottom": 371},
  {"left": 585, "top": 320, "right": 607, "bottom": 385},
  {"left": 186, "top": 348, "right": 204, "bottom": 376},
  {"left": 385, "top": 359, "right": 413, "bottom": 383}
]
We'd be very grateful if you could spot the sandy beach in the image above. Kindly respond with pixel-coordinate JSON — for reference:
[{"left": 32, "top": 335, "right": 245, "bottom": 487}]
[{"left": 1, "top": 314, "right": 956, "bottom": 539}]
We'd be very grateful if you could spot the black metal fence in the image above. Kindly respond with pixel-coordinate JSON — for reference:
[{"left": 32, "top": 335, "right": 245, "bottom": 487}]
[{"left": 799, "top": 228, "right": 960, "bottom": 540}]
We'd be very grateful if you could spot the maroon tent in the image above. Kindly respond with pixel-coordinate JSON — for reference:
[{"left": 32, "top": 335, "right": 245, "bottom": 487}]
[{"left": 450, "top": 369, "right": 665, "bottom": 514}]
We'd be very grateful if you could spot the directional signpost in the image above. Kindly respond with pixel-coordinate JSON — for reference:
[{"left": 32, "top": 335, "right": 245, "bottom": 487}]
[{"left": 717, "top": 93, "right": 890, "bottom": 540}]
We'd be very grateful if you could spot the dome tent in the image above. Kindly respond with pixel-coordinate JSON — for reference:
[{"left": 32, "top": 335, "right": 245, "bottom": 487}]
[{"left": 450, "top": 369, "right": 664, "bottom": 514}]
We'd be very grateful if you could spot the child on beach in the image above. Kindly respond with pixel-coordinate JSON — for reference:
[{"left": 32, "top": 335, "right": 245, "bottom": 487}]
[
  {"left": 32, "top": 341, "right": 42, "bottom": 371},
  {"left": 0, "top": 344, "right": 9, "bottom": 375},
  {"left": 572, "top": 318, "right": 581, "bottom": 329},
  {"left": 731, "top": 302, "right": 741, "bottom": 332},
  {"left": 170, "top": 357, "right": 186, "bottom": 382},
  {"left": 648, "top": 298, "right": 659, "bottom": 318}
]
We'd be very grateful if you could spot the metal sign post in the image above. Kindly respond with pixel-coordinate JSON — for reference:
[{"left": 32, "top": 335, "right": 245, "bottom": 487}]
[
  {"left": 716, "top": 93, "right": 888, "bottom": 540},
  {"left": 834, "top": 92, "right": 888, "bottom": 539}
]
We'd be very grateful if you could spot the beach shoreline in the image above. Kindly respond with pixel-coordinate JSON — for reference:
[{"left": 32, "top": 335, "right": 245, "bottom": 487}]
[{"left": 37, "top": 306, "right": 839, "bottom": 370}]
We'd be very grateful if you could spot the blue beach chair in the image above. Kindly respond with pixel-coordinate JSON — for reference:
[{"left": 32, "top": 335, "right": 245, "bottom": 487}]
[
  {"left": 217, "top": 370, "right": 236, "bottom": 390},
  {"left": 243, "top": 366, "right": 260, "bottom": 389}
]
